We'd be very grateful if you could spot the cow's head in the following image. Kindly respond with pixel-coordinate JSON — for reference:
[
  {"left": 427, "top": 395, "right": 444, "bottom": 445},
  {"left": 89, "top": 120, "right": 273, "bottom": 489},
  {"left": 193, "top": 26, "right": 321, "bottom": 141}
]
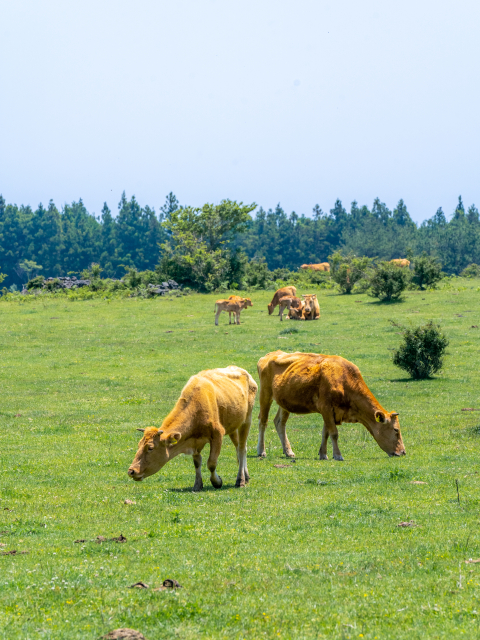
[
  {"left": 301, "top": 294, "right": 317, "bottom": 315},
  {"left": 267, "top": 302, "right": 275, "bottom": 315},
  {"left": 242, "top": 298, "right": 253, "bottom": 308},
  {"left": 288, "top": 299, "right": 304, "bottom": 320},
  {"left": 127, "top": 427, "right": 181, "bottom": 481},
  {"left": 368, "top": 411, "right": 406, "bottom": 457}
]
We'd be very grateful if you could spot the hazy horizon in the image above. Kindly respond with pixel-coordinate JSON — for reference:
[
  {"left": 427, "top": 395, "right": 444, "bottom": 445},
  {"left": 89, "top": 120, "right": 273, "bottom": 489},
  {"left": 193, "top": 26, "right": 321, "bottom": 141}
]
[{"left": 2, "top": 0, "right": 479, "bottom": 224}]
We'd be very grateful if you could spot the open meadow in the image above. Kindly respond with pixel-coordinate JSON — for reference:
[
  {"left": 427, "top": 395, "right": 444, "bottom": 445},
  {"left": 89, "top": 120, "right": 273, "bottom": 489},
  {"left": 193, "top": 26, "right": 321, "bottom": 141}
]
[{"left": 1, "top": 283, "right": 480, "bottom": 639}]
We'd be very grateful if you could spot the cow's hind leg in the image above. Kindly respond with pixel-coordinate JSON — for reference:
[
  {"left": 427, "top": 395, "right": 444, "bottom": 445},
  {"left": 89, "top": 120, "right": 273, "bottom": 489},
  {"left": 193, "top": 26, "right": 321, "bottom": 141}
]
[
  {"left": 273, "top": 407, "right": 295, "bottom": 458},
  {"left": 208, "top": 429, "right": 224, "bottom": 488},
  {"left": 236, "top": 410, "right": 253, "bottom": 487},
  {"left": 192, "top": 453, "right": 203, "bottom": 491},
  {"left": 257, "top": 385, "right": 273, "bottom": 457},
  {"left": 215, "top": 309, "right": 221, "bottom": 326},
  {"left": 319, "top": 424, "right": 329, "bottom": 460}
]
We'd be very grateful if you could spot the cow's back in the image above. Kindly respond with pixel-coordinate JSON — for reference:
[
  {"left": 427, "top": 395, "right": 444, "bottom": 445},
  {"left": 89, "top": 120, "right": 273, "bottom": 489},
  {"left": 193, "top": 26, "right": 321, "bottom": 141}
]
[{"left": 184, "top": 366, "right": 257, "bottom": 431}]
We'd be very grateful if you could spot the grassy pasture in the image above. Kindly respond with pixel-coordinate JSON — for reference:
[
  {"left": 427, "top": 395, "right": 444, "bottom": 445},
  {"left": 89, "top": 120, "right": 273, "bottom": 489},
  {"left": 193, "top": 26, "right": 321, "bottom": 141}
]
[{"left": 1, "top": 283, "right": 480, "bottom": 639}]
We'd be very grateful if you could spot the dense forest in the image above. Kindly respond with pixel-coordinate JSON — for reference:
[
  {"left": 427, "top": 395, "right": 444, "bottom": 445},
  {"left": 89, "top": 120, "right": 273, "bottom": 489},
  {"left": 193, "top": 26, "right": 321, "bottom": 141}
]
[{"left": 1, "top": 191, "right": 479, "bottom": 289}]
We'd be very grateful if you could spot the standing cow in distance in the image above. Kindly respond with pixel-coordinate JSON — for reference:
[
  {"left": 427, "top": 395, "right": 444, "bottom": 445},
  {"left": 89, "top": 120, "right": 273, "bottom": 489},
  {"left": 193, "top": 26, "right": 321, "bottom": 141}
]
[
  {"left": 301, "top": 263, "right": 330, "bottom": 272},
  {"left": 268, "top": 286, "right": 297, "bottom": 315},
  {"left": 214, "top": 297, "right": 253, "bottom": 325},
  {"left": 256, "top": 350, "right": 405, "bottom": 461},
  {"left": 128, "top": 366, "right": 258, "bottom": 490},
  {"left": 301, "top": 294, "right": 320, "bottom": 320},
  {"left": 390, "top": 259, "right": 410, "bottom": 268}
]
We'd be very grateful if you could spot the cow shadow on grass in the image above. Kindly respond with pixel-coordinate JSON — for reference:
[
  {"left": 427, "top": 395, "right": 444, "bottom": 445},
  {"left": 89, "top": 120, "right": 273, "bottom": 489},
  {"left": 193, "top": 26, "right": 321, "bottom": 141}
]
[{"left": 170, "top": 483, "right": 238, "bottom": 493}]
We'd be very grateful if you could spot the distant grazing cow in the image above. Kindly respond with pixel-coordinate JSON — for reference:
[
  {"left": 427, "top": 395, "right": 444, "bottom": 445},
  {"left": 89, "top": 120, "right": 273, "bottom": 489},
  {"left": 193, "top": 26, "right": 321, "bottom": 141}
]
[
  {"left": 256, "top": 350, "right": 405, "bottom": 461},
  {"left": 278, "top": 295, "right": 305, "bottom": 321},
  {"left": 301, "top": 294, "right": 320, "bottom": 320},
  {"left": 390, "top": 259, "right": 410, "bottom": 268},
  {"left": 301, "top": 263, "right": 330, "bottom": 272},
  {"left": 215, "top": 298, "right": 253, "bottom": 325},
  {"left": 128, "top": 366, "right": 258, "bottom": 490},
  {"left": 268, "top": 286, "right": 297, "bottom": 315}
]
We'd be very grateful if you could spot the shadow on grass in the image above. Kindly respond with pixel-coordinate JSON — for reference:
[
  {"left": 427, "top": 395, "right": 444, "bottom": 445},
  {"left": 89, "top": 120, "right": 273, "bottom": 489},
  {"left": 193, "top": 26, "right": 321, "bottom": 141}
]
[
  {"left": 170, "top": 482, "right": 238, "bottom": 493},
  {"left": 389, "top": 377, "right": 442, "bottom": 383}
]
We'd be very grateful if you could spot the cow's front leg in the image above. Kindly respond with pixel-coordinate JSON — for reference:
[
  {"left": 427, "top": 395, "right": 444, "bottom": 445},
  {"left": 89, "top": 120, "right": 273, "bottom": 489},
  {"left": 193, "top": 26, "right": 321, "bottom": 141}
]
[
  {"left": 320, "top": 416, "right": 343, "bottom": 461},
  {"left": 192, "top": 453, "right": 203, "bottom": 491},
  {"left": 215, "top": 310, "right": 221, "bottom": 326},
  {"left": 273, "top": 407, "right": 295, "bottom": 458},
  {"left": 319, "top": 423, "right": 329, "bottom": 460},
  {"left": 208, "top": 430, "right": 224, "bottom": 488},
  {"left": 236, "top": 311, "right": 241, "bottom": 325},
  {"left": 229, "top": 312, "right": 232, "bottom": 324}
]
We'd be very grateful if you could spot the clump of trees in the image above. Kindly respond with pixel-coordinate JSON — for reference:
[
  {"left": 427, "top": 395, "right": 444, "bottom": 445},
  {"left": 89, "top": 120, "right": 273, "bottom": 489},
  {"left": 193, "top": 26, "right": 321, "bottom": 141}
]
[{"left": 1, "top": 191, "right": 480, "bottom": 291}]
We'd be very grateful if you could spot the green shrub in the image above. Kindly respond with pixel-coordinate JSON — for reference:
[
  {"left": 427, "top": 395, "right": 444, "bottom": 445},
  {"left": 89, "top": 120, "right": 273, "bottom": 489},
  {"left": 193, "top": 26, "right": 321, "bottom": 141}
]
[
  {"left": 329, "top": 251, "right": 374, "bottom": 294},
  {"left": 245, "top": 258, "right": 273, "bottom": 289},
  {"left": 460, "top": 263, "right": 480, "bottom": 278},
  {"left": 411, "top": 253, "right": 443, "bottom": 290},
  {"left": 26, "top": 275, "right": 45, "bottom": 290},
  {"left": 369, "top": 262, "right": 410, "bottom": 301},
  {"left": 392, "top": 320, "right": 449, "bottom": 379}
]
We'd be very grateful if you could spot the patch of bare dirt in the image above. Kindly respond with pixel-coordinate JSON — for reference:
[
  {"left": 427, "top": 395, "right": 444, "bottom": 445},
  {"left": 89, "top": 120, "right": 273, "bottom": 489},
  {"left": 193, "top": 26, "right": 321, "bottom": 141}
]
[{"left": 101, "top": 629, "right": 147, "bottom": 640}]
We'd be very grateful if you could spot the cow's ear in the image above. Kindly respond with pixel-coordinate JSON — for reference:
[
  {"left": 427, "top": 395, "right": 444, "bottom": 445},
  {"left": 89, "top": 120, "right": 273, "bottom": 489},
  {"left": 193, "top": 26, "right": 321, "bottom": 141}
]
[
  {"left": 167, "top": 432, "right": 181, "bottom": 446},
  {"left": 375, "top": 411, "right": 386, "bottom": 423},
  {"left": 312, "top": 294, "right": 317, "bottom": 299}
]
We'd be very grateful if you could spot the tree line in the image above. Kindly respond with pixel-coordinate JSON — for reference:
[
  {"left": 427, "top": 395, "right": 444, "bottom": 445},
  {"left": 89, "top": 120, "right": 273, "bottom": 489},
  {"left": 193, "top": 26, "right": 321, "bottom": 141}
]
[{"left": 1, "top": 190, "right": 479, "bottom": 289}]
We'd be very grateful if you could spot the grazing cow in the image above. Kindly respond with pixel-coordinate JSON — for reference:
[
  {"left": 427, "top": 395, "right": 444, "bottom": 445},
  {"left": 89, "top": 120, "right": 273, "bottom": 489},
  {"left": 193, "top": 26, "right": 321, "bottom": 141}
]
[
  {"left": 390, "top": 259, "right": 411, "bottom": 268},
  {"left": 301, "top": 294, "right": 320, "bottom": 320},
  {"left": 278, "top": 296, "right": 305, "bottom": 321},
  {"left": 215, "top": 297, "right": 253, "bottom": 325},
  {"left": 256, "top": 350, "right": 405, "bottom": 461},
  {"left": 268, "top": 286, "right": 297, "bottom": 315},
  {"left": 301, "top": 263, "right": 330, "bottom": 272},
  {"left": 128, "top": 366, "right": 258, "bottom": 490}
]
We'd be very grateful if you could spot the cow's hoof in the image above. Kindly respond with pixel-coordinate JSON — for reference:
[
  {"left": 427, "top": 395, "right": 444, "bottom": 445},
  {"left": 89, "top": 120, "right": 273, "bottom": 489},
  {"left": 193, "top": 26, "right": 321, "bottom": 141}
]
[
  {"left": 235, "top": 479, "right": 246, "bottom": 488},
  {"left": 333, "top": 454, "right": 344, "bottom": 461},
  {"left": 211, "top": 475, "right": 223, "bottom": 489},
  {"left": 285, "top": 450, "right": 295, "bottom": 459},
  {"left": 319, "top": 454, "right": 328, "bottom": 460},
  {"left": 258, "top": 451, "right": 266, "bottom": 458},
  {"left": 193, "top": 482, "right": 203, "bottom": 492}
]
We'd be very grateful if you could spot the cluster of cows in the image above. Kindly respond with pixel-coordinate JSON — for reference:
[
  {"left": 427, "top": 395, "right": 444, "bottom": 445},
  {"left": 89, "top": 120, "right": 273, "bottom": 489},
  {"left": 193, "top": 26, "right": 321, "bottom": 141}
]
[
  {"left": 128, "top": 288, "right": 406, "bottom": 490},
  {"left": 215, "top": 286, "right": 320, "bottom": 325}
]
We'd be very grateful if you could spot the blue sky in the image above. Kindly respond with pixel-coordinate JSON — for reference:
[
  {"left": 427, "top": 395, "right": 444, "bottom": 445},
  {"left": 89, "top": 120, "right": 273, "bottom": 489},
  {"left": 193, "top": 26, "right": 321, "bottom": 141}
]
[{"left": 1, "top": 0, "right": 479, "bottom": 222}]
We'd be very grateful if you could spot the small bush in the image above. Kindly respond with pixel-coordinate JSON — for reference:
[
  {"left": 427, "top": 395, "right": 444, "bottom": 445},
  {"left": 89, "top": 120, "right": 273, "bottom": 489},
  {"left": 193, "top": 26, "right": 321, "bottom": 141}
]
[
  {"left": 26, "top": 275, "right": 45, "bottom": 290},
  {"left": 392, "top": 320, "right": 449, "bottom": 379},
  {"left": 411, "top": 253, "right": 443, "bottom": 290},
  {"left": 369, "top": 262, "right": 410, "bottom": 301},
  {"left": 329, "top": 251, "right": 374, "bottom": 294},
  {"left": 460, "top": 263, "right": 480, "bottom": 278}
]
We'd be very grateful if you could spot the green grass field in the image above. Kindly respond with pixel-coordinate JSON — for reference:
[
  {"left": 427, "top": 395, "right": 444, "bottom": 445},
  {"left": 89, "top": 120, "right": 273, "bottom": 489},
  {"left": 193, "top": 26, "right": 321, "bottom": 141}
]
[{"left": 1, "top": 283, "right": 480, "bottom": 639}]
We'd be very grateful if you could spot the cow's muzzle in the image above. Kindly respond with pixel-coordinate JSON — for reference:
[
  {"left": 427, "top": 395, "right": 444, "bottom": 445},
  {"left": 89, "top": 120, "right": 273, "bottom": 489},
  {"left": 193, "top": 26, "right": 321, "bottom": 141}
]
[
  {"left": 128, "top": 468, "right": 143, "bottom": 481},
  {"left": 389, "top": 450, "right": 406, "bottom": 457}
]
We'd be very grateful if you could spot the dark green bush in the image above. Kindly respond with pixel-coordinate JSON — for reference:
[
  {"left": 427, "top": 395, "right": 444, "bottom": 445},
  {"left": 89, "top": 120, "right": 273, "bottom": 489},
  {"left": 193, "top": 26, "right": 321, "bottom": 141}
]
[
  {"left": 26, "top": 275, "right": 45, "bottom": 290},
  {"left": 392, "top": 320, "right": 448, "bottom": 379},
  {"left": 369, "top": 262, "right": 410, "bottom": 301},
  {"left": 460, "top": 263, "right": 480, "bottom": 278},
  {"left": 411, "top": 254, "right": 443, "bottom": 289}
]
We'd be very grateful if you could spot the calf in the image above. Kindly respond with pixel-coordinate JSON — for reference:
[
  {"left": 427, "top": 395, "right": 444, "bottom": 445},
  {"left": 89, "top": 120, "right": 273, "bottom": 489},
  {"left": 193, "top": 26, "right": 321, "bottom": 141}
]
[
  {"left": 128, "top": 366, "right": 258, "bottom": 490},
  {"left": 268, "top": 286, "right": 297, "bottom": 315},
  {"left": 278, "top": 295, "right": 305, "bottom": 321},
  {"left": 214, "top": 297, "right": 253, "bottom": 325}
]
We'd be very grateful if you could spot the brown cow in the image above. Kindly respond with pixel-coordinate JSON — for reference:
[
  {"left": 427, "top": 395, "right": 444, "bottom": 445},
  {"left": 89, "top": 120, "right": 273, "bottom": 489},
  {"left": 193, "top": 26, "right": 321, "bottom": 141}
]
[
  {"left": 268, "top": 286, "right": 297, "bottom": 315},
  {"left": 128, "top": 366, "right": 258, "bottom": 490},
  {"left": 301, "top": 294, "right": 320, "bottom": 320},
  {"left": 390, "top": 259, "right": 410, "bottom": 268},
  {"left": 256, "top": 350, "right": 405, "bottom": 461},
  {"left": 300, "top": 263, "right": 330, "bottom": 272},
  {"left": 215, "top": 297, "right": 253, "bottom": 325},
  {"left": 278, "top": 295, "right": 305, "bottom": 321}
]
